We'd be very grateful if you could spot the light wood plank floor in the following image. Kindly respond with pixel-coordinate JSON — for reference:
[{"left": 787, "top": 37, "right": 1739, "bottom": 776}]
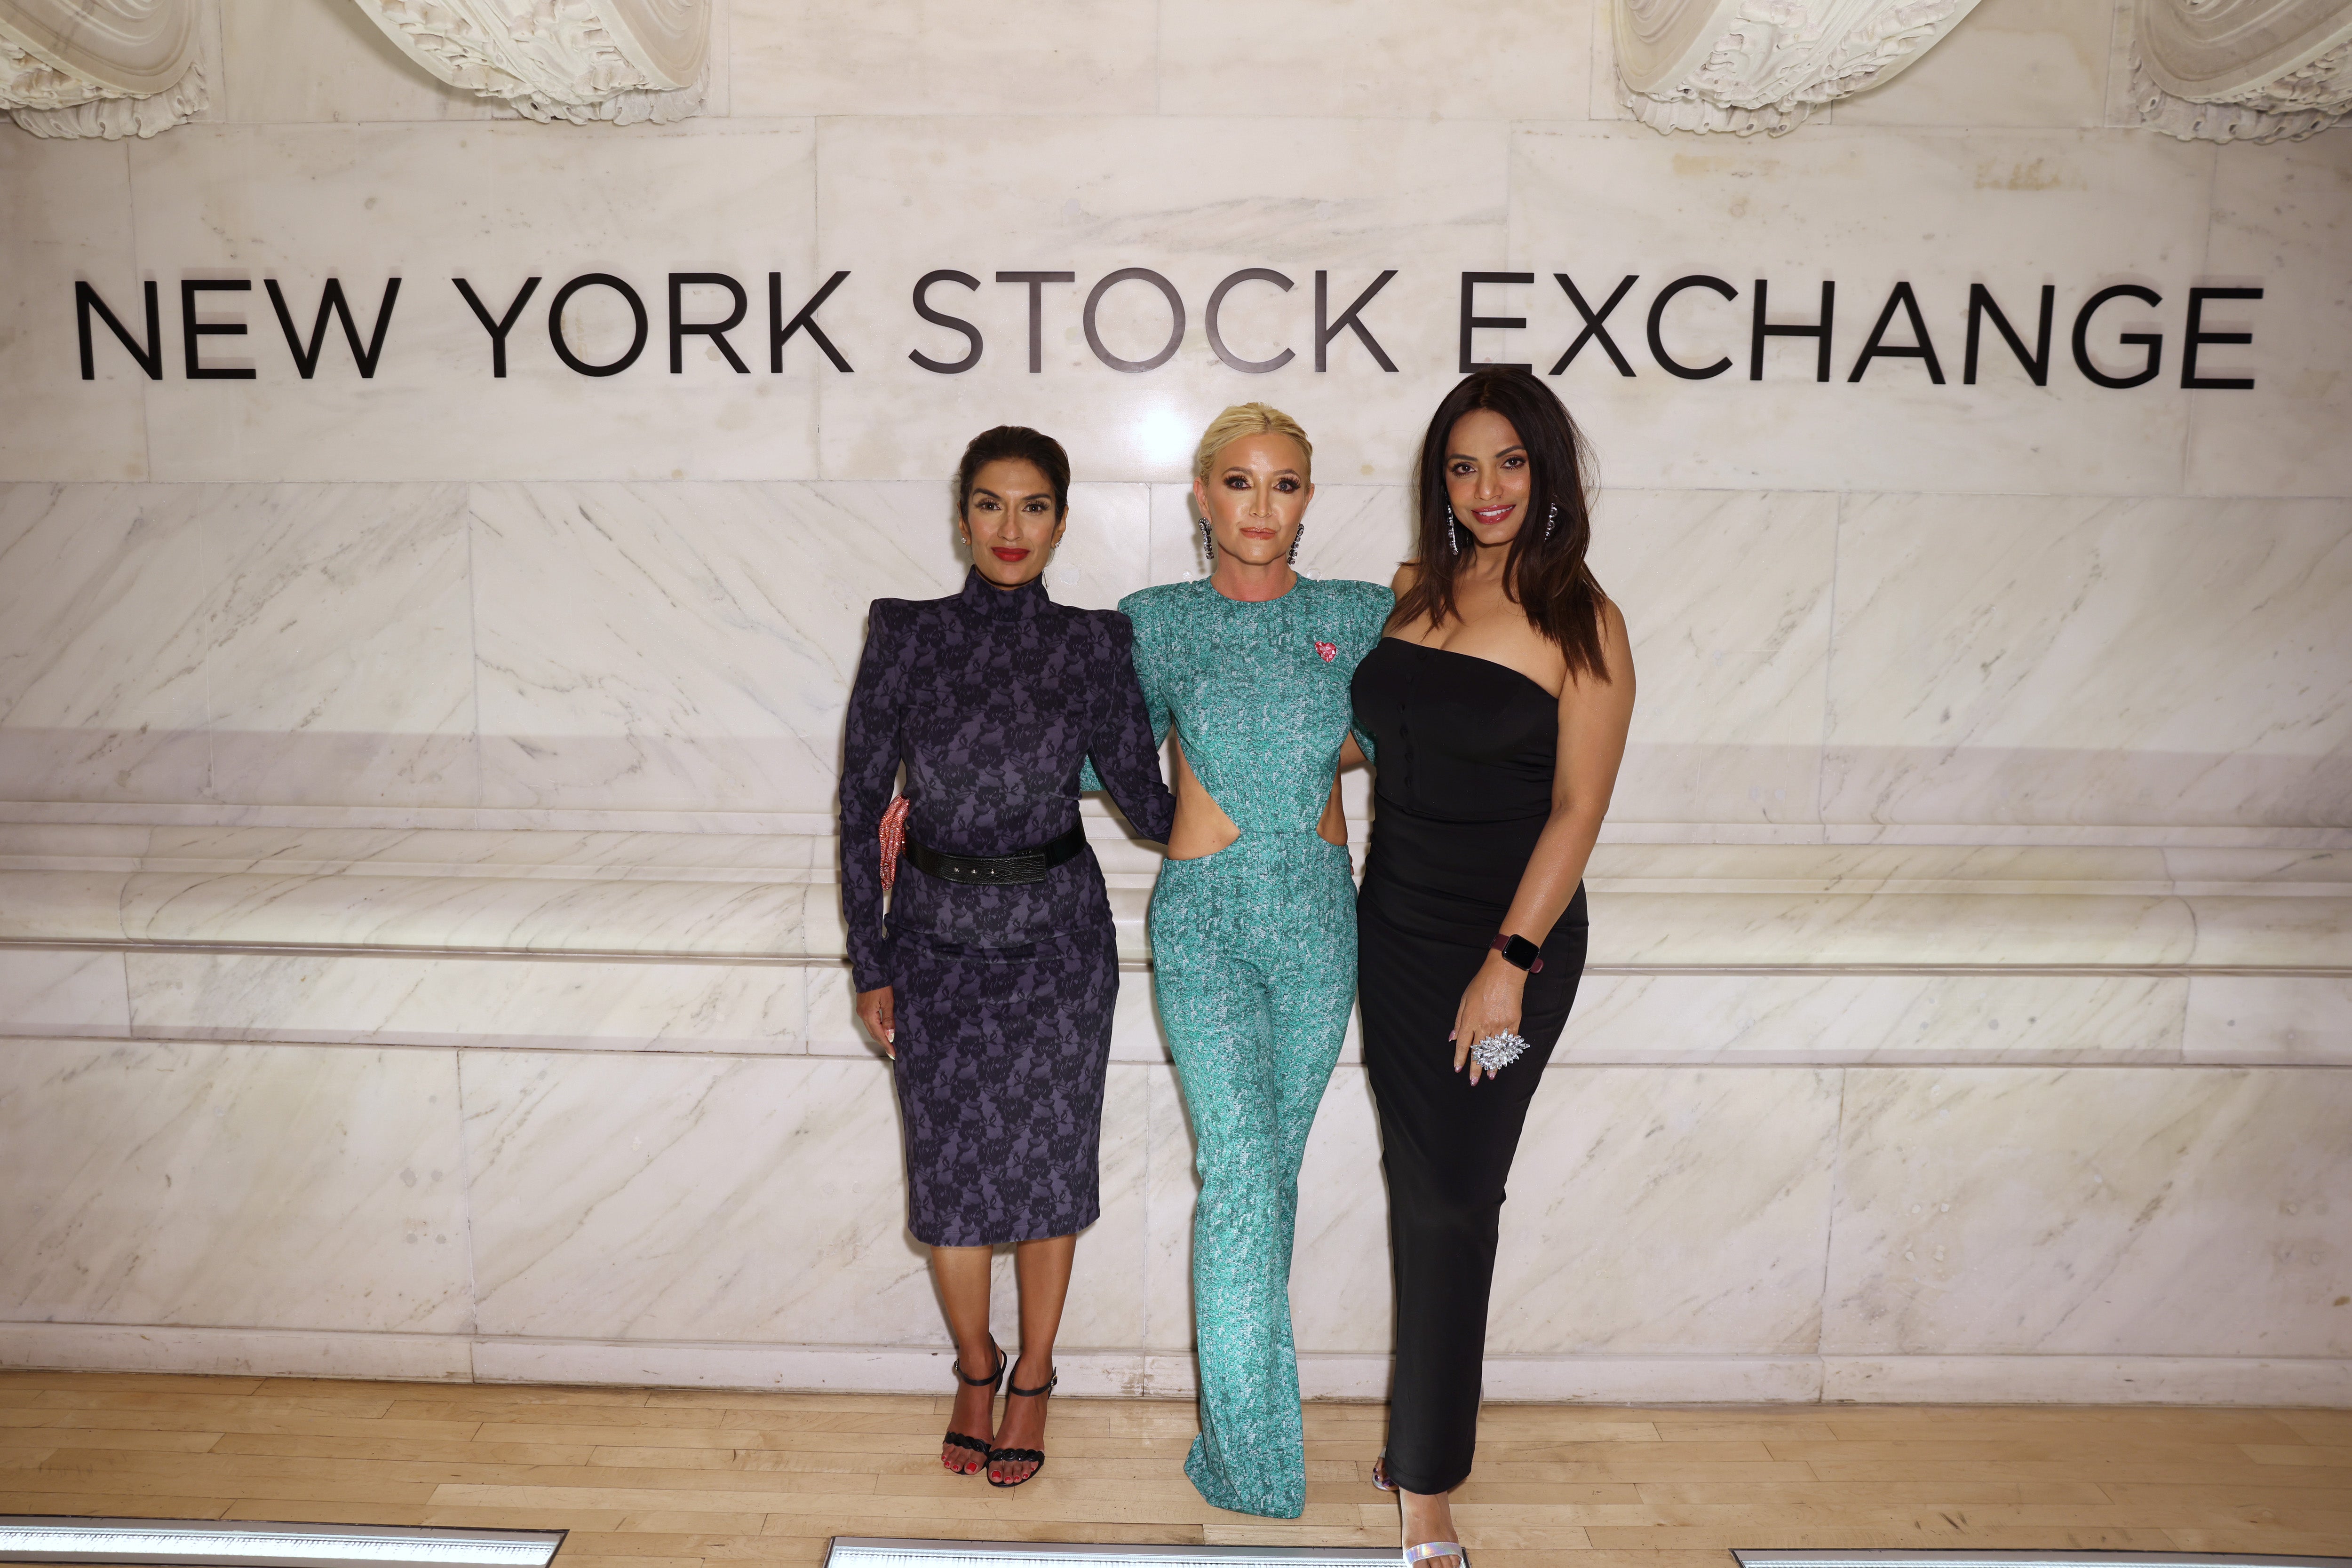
[{"left": 3, "top": 1373, "right": 2348, "bottom": 1568}]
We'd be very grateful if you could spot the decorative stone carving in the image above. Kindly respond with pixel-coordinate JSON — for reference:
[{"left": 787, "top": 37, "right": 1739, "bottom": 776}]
[
  {"left": 0, "top": 0, "right": 206, "bottom": 139},
  {"left": 1613, "top": 0, "right": 1988, "bottom": 135},
  {"left": 348, "top": 0, "right": 709, "bottom": 126},
  {"left": 2131, "top": 0, "right": 2352, "bottom": 142}
]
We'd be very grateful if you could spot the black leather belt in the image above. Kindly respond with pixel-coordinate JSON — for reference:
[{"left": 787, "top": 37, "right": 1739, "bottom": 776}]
[{"left": 906, "top": 825, "right": 1087, "bottom": 887}]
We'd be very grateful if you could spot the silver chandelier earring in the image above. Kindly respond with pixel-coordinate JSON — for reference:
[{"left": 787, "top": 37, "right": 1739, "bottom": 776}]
[
  {"left": 1200, "top": 517, "right": 1216, "bottom": 564},
  {"left": 1287, "top": 525, "right": 1303, "bottom": 567},
  {"left": 1545, "top": 502, "right": 1558, "bottom": 541},
  {"left": 1446, "top": 512, "right": 1459, "bottom": 556}
]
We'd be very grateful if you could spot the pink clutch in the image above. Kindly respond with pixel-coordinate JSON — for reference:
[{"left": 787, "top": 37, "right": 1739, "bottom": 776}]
[{"left": 879, "top": 795, "right": 910, "bottom": 898}]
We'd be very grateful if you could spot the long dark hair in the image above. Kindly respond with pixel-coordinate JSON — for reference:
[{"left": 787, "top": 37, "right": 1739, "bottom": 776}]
[
  {"left": 1392, "top": 368, "right": 1612, "bottom": 683},
  {"left": 956, "top": 425, "right": 1071, "bottom": 517}
]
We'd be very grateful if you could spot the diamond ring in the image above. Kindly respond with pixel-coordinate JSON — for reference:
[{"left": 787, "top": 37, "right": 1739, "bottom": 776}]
[{"left": 1469, "top": 1031, "right": 1530, "bottom": 1072}]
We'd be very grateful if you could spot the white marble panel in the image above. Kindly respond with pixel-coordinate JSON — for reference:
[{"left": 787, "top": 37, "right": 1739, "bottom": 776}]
[
  {"left": 216, "top": 0, "right": 494, "bottom": 123},
  {"left": 0, "top": 139, "right": 146, "bottom": 483},
  {"left": 1823, "top": 494, "right": 2352, "bottom": 826},
  {"left": 124, "top": 122, "right": 819, "bottom": 483},
  {"left": 0, "top": 483, "right": 476, "bottom": 808},
  {"left": 732, "top": 0, "right": 1154, "bottom": 116},
  {"left": 1824, "top": 1066, "right": 2352, "bottom": 1358},
  {"left": 1559, "top": 972, "right": 2186, "bottom": 1064},
  {"left": 1158, "top": 0, "right": 1594, "bottom": 120},
  {"left": 464, "top": 1050, "right": 1150, "bottom": 1350},
  {"left": 0, "top": 871, "right": 132, "bottom": 943},
  {"left": 0, "top": 948, "right": 131, "bottom": 1037},
  {"left": 124, "top": 950, "right": 810, "bottom": 1050},
  {"left": 472, "top": 479, "right": 1147, "bottom": 815},
  {"left": 1587, "top": 489, "right": 1834, "bottom": 824},
  {"left": 118, "top": 871, "right": 808, "bottom": 955},
  {"left": 1834, "top": 0, "right": 2112, "bottom": 128},
  {"left": 814, "top": 117, "right": 1510, "bottom": 487},
  {"left": 2184, "top": 894, "right": 2352, "bottom": 970},
  {"left": 2184, "top": 975, "right": 2352, "bottom": 1066},
  {"left": 0, "top": 1038, "right": 471, "bottom": 1331},
  {"left": 0, "top": 486, "right": 214, "bottom": 802},
  {"left": 1487, "top": 1066, "right": 1840, "bottom": 1354},
  {"left": 1510, "top": 127, "right": 2214, "bottom": 494},
  {"left": 2193, "top": 135, "right": 2352, "bottom": 499},
  {"left": 1589, "top": 888, "right": 2194, "bottom": 967}
]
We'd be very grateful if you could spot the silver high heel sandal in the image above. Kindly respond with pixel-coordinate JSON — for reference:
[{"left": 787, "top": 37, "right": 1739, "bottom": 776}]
[{"left": 1397, "top": 1481, "right": 1467, "bottom": 1566}]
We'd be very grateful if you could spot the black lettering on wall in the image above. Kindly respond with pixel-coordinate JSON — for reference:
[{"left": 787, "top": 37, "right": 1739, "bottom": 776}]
[
  {"left": 1751, "top": 279, "right": 1834, "bottom": 382},
  {"left": 1084, "top": 268, "right": 1184, "bottom": 373},
  {"left": 995, "top": 271, "right": 1075, "bottom": 373},
  {"left": 909, "top": 269, "right": 982, "bottom": 373},
  {"left": 454, "top": 277, "right": 542, "bottom": 378},
  {"left": 1459, "top": 272, "right": 1534, "bottom": 373},
  {"left": 1206, "top": 269, "right": 1295, "bottom": 374},
  {"left": 75, "top": 280, "right": 162, "bottom": 380},
  {"left": 182, "top": 279, "right": 256, "bottom": 380},
  {"left": 2182, "top": 286, "right": 2260, "bottom": 390},
  {"left": 1646, "top": 275, "right": 1738, "bottom": 380},
  {"left": 1314, "top": 270, "right": 1397, "bottom": 372},
  {"left": 669, "top": 272, "right": 749, "bottom": 374},
  {"left": 1848, "top": 281, "right": 1944, "bottom": 384},
  {"left": 1551, "top": 274, "right": 1638, "bottom": 377},
  {"left": 771, "top": 271, "right": 853, "bottom": 372},
  {"left": 2072, "top": 284, "right": 2163, "bottom": 388},
  {"left": 1964, "top": 283, "right": 2054, "bottom": 386},
  {"left": 547, "top": 274, "right": 650, "bottom": 377},
  {"left": 265, "top": 277, "right": 402, "bottom": 379}
]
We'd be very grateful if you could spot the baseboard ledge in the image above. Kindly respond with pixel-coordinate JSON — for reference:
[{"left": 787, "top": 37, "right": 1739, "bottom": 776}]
[{"left": 4, "top": 1324, "right": 2346, "bottom": 1407}]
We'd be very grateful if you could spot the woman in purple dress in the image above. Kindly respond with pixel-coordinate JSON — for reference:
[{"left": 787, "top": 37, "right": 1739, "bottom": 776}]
[{"left": 839, "top": 426, "right": 1175, "bottom": 1489}]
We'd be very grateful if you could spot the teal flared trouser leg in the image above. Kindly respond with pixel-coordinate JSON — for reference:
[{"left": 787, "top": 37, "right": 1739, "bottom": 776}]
[{"left": 1151, "top": 835, "right": 1357, "bottom": 1519}]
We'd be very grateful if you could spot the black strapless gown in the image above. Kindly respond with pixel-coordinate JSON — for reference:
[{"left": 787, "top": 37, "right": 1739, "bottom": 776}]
[{"left": 1351, "top": 636, "right": 1589, "bottom": 1496}]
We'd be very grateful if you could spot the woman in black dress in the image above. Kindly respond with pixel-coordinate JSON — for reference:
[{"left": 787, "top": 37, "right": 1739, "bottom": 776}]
[
  {"left": 839, "top": 426, "right": 1174, "bottom": 1488},
  {"left": 1351, "top": 370, "right": 1636, "bottom": 1565}
]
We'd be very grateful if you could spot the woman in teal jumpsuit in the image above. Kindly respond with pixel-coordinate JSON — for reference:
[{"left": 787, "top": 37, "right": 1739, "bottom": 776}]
[{"left": 1115, "top": 405, "right": 1390, "bottom": 1516}]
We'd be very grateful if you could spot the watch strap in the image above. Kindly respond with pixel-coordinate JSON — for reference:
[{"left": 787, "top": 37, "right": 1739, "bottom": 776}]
[{"left": 1490, "top": 933, "right": 1544, "bottom": 974}]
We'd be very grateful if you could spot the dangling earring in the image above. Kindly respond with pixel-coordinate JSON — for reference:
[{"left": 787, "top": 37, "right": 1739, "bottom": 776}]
[
  {"left": 1446, "top": 512, "right": 1459, "bottom": 556},
  {"left": 1545, "top": 502, "right": 1558, "bottom": 542},
  {"left": 1287, "top": 525, "right": 1303, "bottom": 567},
  {"left": 1200, "top": 516, "right": 1215, "bottom": 565}
]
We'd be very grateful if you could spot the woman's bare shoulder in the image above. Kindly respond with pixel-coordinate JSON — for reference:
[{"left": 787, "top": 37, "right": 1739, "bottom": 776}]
[{"left": 1390, "top": 560, "right": 1421, "bottom": 594}]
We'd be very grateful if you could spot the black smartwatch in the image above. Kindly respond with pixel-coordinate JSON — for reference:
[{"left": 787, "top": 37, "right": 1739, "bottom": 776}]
[{"left": 1489, "top": 933, "right": 1545, "bottom": 974}]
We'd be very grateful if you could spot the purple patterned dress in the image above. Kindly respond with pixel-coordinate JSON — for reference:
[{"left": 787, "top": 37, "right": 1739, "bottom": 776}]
[{"left": 840, "top": 568, "right": 1176, "bottom": 1247}]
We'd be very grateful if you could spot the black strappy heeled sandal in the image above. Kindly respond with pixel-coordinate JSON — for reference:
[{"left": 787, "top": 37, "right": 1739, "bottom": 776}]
[
  {"left": 941, "top": 1339, "right": 1005, "bottom": 1476},
  {"left": 985, "top": 1366, "right": 1057, "bottom": 1488}
]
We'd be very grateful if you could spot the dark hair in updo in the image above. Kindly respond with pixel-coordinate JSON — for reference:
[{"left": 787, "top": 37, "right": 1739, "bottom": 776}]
[{"left": 956, "top": 426, "right": 1071, "bottom": 518}]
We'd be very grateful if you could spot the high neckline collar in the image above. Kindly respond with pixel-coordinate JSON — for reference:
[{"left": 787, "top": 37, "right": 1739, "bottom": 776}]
[{"left": 960, "top": 565, "right": 1049, "bottom": 618}]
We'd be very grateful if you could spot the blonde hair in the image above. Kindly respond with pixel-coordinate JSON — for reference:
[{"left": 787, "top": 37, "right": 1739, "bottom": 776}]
[{"left": 1191, "top": 403, "right": 1313, "bottom": 484}]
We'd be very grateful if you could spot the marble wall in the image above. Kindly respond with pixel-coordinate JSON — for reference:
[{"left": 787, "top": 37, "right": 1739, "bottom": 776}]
[{"left": 0, "top": 0, "right": 2347, "bottom": 1406}]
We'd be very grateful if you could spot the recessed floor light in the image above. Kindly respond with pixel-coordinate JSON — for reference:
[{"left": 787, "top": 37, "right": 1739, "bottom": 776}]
[
  {"left": 824, "top": 1541, "right": 1398, "bottom": 1568},
  {"left": 1735, "top": 1553, "right": 2352, "bottom": 1568},
  {"left": 0, "top": 1518, "right": 564, "bottom": 1568}
]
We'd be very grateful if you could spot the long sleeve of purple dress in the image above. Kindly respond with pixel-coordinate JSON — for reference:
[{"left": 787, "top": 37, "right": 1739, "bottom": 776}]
[{"left": 839, "top": 569, "right": 1174, "bottom": 994}]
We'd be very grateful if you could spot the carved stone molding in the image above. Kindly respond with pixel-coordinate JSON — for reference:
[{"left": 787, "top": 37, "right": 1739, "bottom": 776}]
[
  {"left": 0, "top": 0, "right": 206, "bottom": 139},
  {"left": 1614, "top": 0, "right": 1988, "bottom": 134},
  {"left": 2131, "top": 0, "right": 2352, "bottom": 142},
  {"left": 349, "top": 0, "right": 709, "bottom": 126}
]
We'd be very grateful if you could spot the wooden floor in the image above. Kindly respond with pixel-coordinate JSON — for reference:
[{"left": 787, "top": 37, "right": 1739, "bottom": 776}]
[{"left": 2, "top": 1373, "right": 2349, "bottom": 1568}]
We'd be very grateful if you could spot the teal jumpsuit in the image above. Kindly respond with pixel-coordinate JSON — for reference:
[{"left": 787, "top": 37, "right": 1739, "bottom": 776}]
[{"left": 1111, "top": 574, "right": 1392, "bottom": 1517}]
